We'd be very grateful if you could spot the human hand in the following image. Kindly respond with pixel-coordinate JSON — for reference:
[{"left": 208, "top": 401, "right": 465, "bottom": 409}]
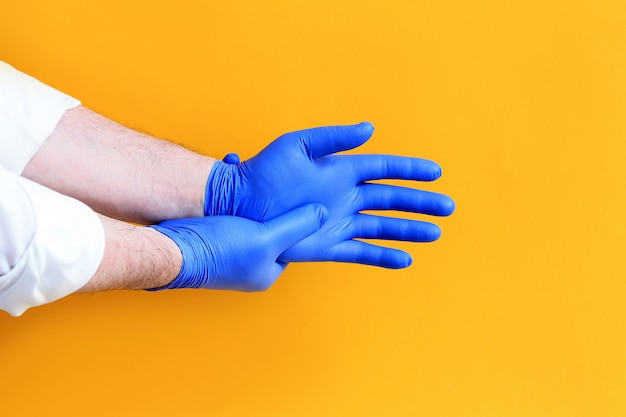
[
  {"left": 204, "top": 122, "right": 455, "bottom": 269},
  {"left": 149, "top": 204, "right": 327, "bottom": 291}
]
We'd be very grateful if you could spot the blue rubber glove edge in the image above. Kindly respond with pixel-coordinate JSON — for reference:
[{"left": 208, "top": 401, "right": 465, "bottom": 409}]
[
  {"left": 204, "top": 161, "right": 237, "bottom": 217},
  {"left": 145, "top": 223, "right": 215, "bottom": 291}
]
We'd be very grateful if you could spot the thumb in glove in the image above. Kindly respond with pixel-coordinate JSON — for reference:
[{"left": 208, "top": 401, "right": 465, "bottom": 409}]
[{"left": 148, "top": 203, "right": 328, "bottom": 291}]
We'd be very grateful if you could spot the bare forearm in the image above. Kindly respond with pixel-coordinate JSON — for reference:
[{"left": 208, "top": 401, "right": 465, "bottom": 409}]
[
  {"left": 79, "top": 215, "right": 181, "bottom": 292},
  {"left": 23, "top": 106, "right": 215, "bottom": 224}
]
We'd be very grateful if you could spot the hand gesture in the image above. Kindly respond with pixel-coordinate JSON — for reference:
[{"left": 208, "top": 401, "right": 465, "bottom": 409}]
[{"left": 204, "top": 123, "right": 455, "bottom": 268}]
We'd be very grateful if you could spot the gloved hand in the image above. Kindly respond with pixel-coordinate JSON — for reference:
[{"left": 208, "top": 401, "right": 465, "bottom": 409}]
[
  {"left": 149, "top": 204, "right": 327, "bottom": 291},
  {"left": 205, "top": 122, "right": 455, "bottom": 269}
]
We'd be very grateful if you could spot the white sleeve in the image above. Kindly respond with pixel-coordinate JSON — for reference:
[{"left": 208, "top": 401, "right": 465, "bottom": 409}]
[
  {"left": 0, "top": 61, "right": 103, "bottom": 316},
  {"left": 0, "top": 165, "right": 105, "bottom": 316},
  {"left": 0, "top": 60, "right": 81, "bottom": 174}
]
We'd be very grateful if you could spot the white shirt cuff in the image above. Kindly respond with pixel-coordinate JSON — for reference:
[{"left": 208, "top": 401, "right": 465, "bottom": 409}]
[{"left": 0, "top": 60, "right": 81, "bottom": 174}]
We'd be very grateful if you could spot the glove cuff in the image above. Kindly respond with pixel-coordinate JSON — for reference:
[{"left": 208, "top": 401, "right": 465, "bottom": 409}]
[
  {"left": 203, "top": 160, "right": 238, "bottom": 216},
  {"left": 145, "top": 222, "right": 216, "bottom": 290}
]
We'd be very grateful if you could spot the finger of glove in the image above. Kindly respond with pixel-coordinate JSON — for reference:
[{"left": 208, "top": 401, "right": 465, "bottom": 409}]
[
  {"left": 290, "top": 122, "right": 374, "bottom": 160},
  {"left": 358, "top": 183, "right": 456, "bottom": 216},
  {"left": 264, "top": 203, "right": 329, "bottom": 253},
  {"left": 330, "top": 240, "right": 413, "bottom": 269},
  {"left": 351, "top": 214, "right": 442, "bottom": 242},
  {"left": 345, "top": 154, "right": 442, "bottom": 182}
]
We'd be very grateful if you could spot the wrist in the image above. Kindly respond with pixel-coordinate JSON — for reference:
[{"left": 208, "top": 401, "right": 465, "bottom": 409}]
[
  {"left": 80, "top": 216, "right": 182, "bottom": 292},
  {"left": 147, "top": 219, "right": 217, "bottom": 290},
  {"left": 141, "top": 227, "right": 183, "bottom": 289}
]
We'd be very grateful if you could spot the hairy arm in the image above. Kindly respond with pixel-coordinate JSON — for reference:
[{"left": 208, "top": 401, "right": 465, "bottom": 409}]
[
  {"left": 22, "top": 106, "right": 215, "bottom": 224},
  {"left": 80, "top": 215, "right": 182, "bottom": 292}
]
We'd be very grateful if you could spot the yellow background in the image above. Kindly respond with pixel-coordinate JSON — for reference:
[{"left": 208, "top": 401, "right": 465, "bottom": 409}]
[{"left": 1, "top": 1, "right": 625, "bottom": 415}]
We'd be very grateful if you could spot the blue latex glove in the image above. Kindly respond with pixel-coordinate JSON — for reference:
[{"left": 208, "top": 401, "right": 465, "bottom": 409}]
[
  {"left": 205, "top": 122, "right": 455, "bottom": 269},
  {"left": 149, "top": 204, "right": 327, "bottom": 291}
]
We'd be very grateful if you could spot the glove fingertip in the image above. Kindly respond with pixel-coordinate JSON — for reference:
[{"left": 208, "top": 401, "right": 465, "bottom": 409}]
[
  {"left": 430, "top": 224, "right": 442, "bottom": 241},
  {"left": 359, "top": 120, "right": 375, "bottom": 132},
  {"left": 388, "top": 253, "right": 413, "bottom": 269},
  {"left": 356, "top": 121, "right": 375, "bottom": 143},
  {"left": 440, "top": 196, "right": 456, "bottom": 216},
  {"left": 432, "top": 163, "right": 443, "bottom": 180}
]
